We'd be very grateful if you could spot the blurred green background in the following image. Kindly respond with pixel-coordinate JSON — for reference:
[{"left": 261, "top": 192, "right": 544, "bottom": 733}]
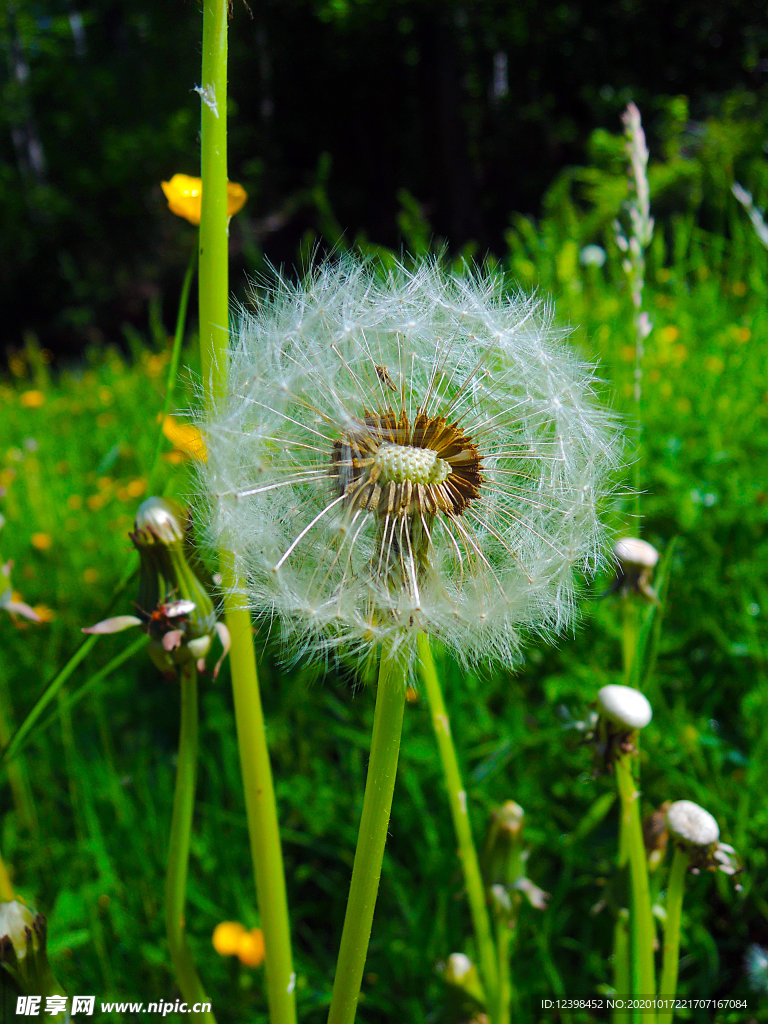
[{"left": 2, "top": 1, "right": 768, "bottom": 1022}]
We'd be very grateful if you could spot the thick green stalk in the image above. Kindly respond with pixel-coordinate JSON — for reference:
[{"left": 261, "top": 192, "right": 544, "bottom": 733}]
[
  {"left": 199, "top": 0, "right": 230, "bottom": 407},
  {"left": 327, "top": 642, "right": 408, "bottom": 1024},
  {"left": 612, "top": 808, "right": 631, "bottom": 1022},
  {"left": 615, "top": 754, "right": 656, "bottom": 1018},
  {"left": 657, "top": 846, "right": 689, "bottom": 1024},
  {"left": 149, "top": 242, "right": 198, "bottom": 490},
  {"left": 223, "top": 562, "right": 297, "bottom": 1024},
  {"left": 165, "top": 663, "right": 216, "bottom": 1024},
  {"left": 199, "top": 4, "right": 297, "bottom": 1022},
  {"left": 417, "top": 633, "right": 500, "bottom": 1016},
  {"left": 496, "top": 921, "right": 512, "bottom": 1024}
]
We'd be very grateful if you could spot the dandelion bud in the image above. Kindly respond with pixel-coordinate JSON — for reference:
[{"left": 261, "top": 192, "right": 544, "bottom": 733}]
[
  {"left": 129, "top": 498, "right": 222, "bottom": 674},
  {"left": 597, "top": 685, "right": 652, "bottom": 730},
  {"left": 482, "top": 801, "right": 525, "bottom": 887},
  {"left": 0, "top": 901, "right": 66, "bottom": 1001},
  {"left": 595, "top": 685, "right": 652, "bottom": 764},
  {"left": 84, "top": 498, "right": 229, "bottom": 677},
  {"left": 666, "top": 800, "right": 719, "bottom": 848},
  {"left": 611, "top": 537, "right": 660, "bottom": 602},
  {"left": 440, "top": 952, "right": 485, "bottom": 1006}
]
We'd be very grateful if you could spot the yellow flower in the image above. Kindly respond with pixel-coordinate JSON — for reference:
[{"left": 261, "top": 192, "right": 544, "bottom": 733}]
[
  {"left": 31, "top": 533, "right": 52, "bottom": 551},
  {"left": 236, "top": 929, "right": 265, "bottom": 967},
  {"left": 20, "top": 390, "right": 45, "bottom": 409},
  {"left": 162, "top": 415, "right": 207, "bottom": 461},
  {"left": 212, "top": 921, "right": 247, "bottom": 956},
  {"left": 161, "top": 173, "right": 247, "bottom": 225}
]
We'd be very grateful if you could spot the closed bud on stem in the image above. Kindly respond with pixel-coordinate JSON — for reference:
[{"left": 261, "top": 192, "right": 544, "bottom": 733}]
[
  {"left": 83, "top": 497, "right": 230, "bottom": 678},
  {"left": 595, "top": 684, "right": 652, "bottom": 763},
  {"left": 439, "top": 952, "right": 486, "bottom": 1008},
  {"left": 610, "top": 537, "right": 660, "bottom": 603},
  {"left": 0, "top": 901, "right": 66, "bottom": 1003},
  {"left": 666, "top": 800, "right": 739, "bottom": 876},
  {"left": 481, "top": 801, "right": 525, "bottom": 888}
]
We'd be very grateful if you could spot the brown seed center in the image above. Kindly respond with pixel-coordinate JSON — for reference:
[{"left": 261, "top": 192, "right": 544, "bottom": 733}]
[{"left": 331, "top": 407, "right": 482, "bottom": 519}]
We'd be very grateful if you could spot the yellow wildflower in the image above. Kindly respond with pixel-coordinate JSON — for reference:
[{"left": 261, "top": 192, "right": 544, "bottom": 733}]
[
  {"left": 162, "top": 415, "right": 207, "bottom": 461},
  {"left": 161, "top": 174, "right": 247, "bottom": 225},
  {"left": 212, "top": 921, "right": 246, "bottom": 957},
  {"left": 20, "top": 390, "right": 45, "bottom": 409},
  {"left": 31, "top": 533, "right": 52, "bottom": 551},
  {"left": 237, "top": 929, "right": 265, "bottom": 967}
]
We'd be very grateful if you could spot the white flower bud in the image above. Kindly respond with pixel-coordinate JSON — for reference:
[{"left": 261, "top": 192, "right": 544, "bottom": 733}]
[
  {"left": 597, "top": 684, "right": 652, "bottom": 729},
  {"left": 666, "top": 800, "right": 719, "bottom": 847},
  {"left": 134, "top": 497, "right": 185, "bottom": 545},
  {"left": 0, "top": 901, "right": 39, "bottom": 959},
  {"left": 446, "top": 953, "right": 473, "bottom": 981},
  {"left": 614, "top": 537, "right": 659, "bottom": 570}
]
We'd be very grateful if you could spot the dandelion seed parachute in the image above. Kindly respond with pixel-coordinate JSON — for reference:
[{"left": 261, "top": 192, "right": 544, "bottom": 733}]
[{"left": 198, "top": 258, "right": 621, "bottom": 671}]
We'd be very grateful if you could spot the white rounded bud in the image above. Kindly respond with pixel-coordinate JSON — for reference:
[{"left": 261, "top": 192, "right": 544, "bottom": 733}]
[
  {"left": 614, "top": 537, "right": 659, "bottom": 570},
  {"left": 0, "top": 901, "right": 39, "bottom": 959},
  {"left": 134, "top": 497, "right": 184, "bottom": 544},
  {"left": 597, "top": 684, "right": 652, "bottom": 729},
  {"left": 446, "top": 952, "right": 473, "bottom": 981},
  {"left": 666, "top": 800, "right": 719, "bottom": 847}
]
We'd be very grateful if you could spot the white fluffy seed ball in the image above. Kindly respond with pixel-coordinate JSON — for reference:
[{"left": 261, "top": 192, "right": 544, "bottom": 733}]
[
  {"left": 597, "top": 684, "right": 653, "bottom": 729},
  {"left": 666, "top": 800, "right": 719, "bottom": 847}
]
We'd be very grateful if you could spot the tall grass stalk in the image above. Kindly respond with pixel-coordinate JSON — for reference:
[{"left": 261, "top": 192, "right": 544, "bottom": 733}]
[
  {"left": 615, "top": 101, "right": 654, "bottom": 529},
  {"left": 198, "top": 3, "right": 297, "bottom": 1022},
  {"left": 165, "top": 662, "right": 215, "bottom": 1023},
  {"left": 326, "top": 641, "right": 407, "bottom": 1024},
  {"left": 416, "top": 633, "right": 500, "bottom": 1018}
]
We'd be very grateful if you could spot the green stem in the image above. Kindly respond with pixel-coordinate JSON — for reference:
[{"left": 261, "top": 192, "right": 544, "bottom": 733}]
[
  {"left": 199, "top": 0, "right": 230, "bottom": 408},
  {"left": 622, "top": 597, "right": 638, "bottom": 687},
  {"left": 223, "top": 563, "right": 297, "bottom": 1024},
  {"left": 149, "top": 242, "right": 198, "bottom": 490},
  {"left": 165, "top": 662, "right": 216, "bottom": 1024},
  {"left": 496, "top": 920, "right": 512, "bottom": 1024},
  {"left": 417, "top": 633, "right": 500, "bottom": 1016},
  {"left": 327, "top": 641, "right": 408, "bottom": 1024},
  {"left": 615, "top": 754, "right": 655, "bottom": 1018},
  {"left": 612, "top": 807, "right": 631, "bottom": 1023},
  {"left": 198, "top": 4, "right": 297, "bottom": 1023},
  {"left": 658, "top": 846, "right": 689, "bottom": 1024}
]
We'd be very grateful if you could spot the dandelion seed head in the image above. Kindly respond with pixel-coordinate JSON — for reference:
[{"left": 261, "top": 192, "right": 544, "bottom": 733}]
[{"left": 198, "top": 258, "right": 622, "bottom": 671}]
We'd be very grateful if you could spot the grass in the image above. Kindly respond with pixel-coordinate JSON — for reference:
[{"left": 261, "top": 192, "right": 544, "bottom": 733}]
[{"left": 1, "top": 208, "right": 768, "bottom": 1023}]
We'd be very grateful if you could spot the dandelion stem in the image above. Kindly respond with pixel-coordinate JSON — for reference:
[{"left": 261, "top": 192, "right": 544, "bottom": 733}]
[
  {"left": 199, "top": 3, "right": 297, "bottom": 1022},
  {"left": 222, "top": 565, "right": 297, "bottom": 1024},
  {"left": 416, "top": 632, "right": 500, "bottom": 1016},
  {"left": 612, "top": 812, "right": 631, "bottom": 1022},
  {"left": 657, "top": 846, "right": 689, "bottom": 1024},
  {"left": 165, "top": 662, "right": 215, "bottom": 1024},
  {"left": 615, "top": 754, "right": 655, "bottom": 1018},
  {"left": 327, "top": 640, "right": 407, "bottom": 1024},
  {"left": 496, "top": 920, "right": 512, "bottom": 1024},
  {"left": 149, "top": 241, "right": 198, "bottom": 490}
]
